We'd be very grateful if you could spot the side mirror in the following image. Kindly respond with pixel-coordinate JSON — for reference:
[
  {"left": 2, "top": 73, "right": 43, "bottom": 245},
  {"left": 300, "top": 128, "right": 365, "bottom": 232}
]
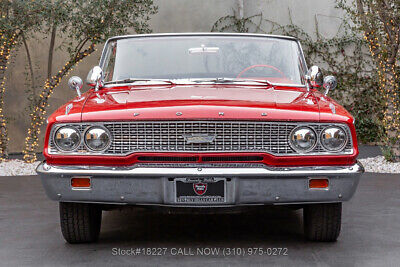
[
  {"left": 68, "top": 76, "right": 83, "bottom": 98},
  {"left": 306, "top": 66, "right": 323, "bottom": 88},
  {"left": 323, "top": 76, "right": 337, "bottom": 96},
  {"left": 86, "top": 66, "right": 103, "bottom": 91}
]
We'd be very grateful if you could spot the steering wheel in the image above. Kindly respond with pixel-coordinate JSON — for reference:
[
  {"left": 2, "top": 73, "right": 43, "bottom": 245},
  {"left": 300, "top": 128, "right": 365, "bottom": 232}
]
[{"left": 236, "top": 64, "right": 288, "bottom": 79}]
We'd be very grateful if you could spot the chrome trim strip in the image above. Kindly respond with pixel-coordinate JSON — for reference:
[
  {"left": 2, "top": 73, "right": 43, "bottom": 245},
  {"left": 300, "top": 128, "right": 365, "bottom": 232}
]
[
  {"left": 48, "top": 121, "right": 354, "bottom": 156},
  {"left": 102, "top": 81, "right": 307, "bottom": 88},
  {"left": 37, "top": 161, "right": 364, "bottom": 177}
]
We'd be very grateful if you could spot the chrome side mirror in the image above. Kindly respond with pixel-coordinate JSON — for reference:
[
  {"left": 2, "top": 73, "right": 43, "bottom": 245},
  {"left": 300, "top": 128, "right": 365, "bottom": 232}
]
[
  {"left": 68, "top": 76, "right": 83, "bottom": 98},
  {"left": 323, "top": 76, "right": 337, "bottom": 96},
  {"left": 306, "top": 66, "right": 323, "bottom": 89},
  {"left": 86, "top": 66, "right": 103, "bottom": 91}
]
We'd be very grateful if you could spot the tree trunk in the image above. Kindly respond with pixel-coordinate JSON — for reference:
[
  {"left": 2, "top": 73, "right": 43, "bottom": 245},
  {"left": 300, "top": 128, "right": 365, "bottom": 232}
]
[
  {"left": 0, "top": 32, "right": 18, "bottom": 160},
  {"left": 23, "top": 44, "right": 96, "bottom": 163},
  {"left": 236, "top": 0, "right": 244, "bottom": 20},
  {"left": 381, "top": 65, "right": 400, "bottom": 160},
  {"left": 354, "top": 0, "right": 400, "bottom": 161},
  {"left": 22, "top": 33, "right": 35, "bottom": 90},
  {"left": 235, "top": 0, "right": 245, "bottom": 32},
  {"left": 0, "top": 50, "right": 11, "bottom": 160},
  {"left": 47, "top": 25, "right": 57, "bottom": 80}
]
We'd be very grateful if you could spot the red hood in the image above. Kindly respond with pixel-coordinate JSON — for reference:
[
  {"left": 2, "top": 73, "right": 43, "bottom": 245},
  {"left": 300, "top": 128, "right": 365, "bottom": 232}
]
[{"left": 48, "top": 84, "right": 353, "bottom": 124}]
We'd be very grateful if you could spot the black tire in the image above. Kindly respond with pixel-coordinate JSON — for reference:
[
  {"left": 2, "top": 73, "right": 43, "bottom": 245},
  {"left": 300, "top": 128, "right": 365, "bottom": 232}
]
[
  {"left": 59, "top": 202, "right": 102, "bottom": 244},
  {"left": 303, "top": 203, "right": 342, "bottom": 242}
]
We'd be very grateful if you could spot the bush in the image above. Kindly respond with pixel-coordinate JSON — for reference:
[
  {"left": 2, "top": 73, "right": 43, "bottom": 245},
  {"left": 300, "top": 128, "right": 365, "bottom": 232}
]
[{"left": 212, "top": 12, "right": 383, "bottom": 144}]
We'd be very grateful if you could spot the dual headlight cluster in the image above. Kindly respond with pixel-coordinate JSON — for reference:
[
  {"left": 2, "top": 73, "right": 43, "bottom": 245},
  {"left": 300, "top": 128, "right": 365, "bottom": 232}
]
[
  {"left": 54, "top": 126, "right": 111, "bottom": 152},
  {"left": 289, "top": 126, "right": 348, "bottom": 153}
]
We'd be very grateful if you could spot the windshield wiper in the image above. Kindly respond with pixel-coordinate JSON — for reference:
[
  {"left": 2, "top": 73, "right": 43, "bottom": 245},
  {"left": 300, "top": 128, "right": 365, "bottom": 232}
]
[
  {"left": 191, "top": 78, "right": 272, "bottom": 86},
  {"left": 105, "top": 78, "right": 176, "bottom": 85}
]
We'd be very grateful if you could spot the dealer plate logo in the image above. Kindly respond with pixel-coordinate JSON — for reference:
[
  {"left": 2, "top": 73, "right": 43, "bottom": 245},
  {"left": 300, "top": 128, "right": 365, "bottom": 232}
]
[{"left": 193, "top": 183, "right": 207, "bottom": 195}]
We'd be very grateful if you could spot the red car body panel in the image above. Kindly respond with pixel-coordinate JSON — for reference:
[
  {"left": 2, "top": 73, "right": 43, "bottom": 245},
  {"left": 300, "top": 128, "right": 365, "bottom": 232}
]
[{"left": 44, "top": 84, "right": 359, "bottom": 167}]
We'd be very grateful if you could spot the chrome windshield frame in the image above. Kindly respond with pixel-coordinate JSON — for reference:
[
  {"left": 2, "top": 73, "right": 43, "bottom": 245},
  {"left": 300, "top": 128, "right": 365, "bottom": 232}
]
[
  {"left": 98, "top": 33, "right": 309, "bottom": 85},
  {"left": 102, "top": 79, "right": 308, "bottom": 88}
]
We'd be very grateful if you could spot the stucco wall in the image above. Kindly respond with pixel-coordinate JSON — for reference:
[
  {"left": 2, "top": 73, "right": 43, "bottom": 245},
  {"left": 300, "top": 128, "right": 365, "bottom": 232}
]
[{"left": 5, "top": 0, "right": 348, "bottom": 152}]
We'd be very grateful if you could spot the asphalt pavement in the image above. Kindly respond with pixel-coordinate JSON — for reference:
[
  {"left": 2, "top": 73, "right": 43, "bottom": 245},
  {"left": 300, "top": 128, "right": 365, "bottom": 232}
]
[
  {"left": 358, "top": 145, "right": 382, "bottom": 159},
  {"left": 0, "top": 172, "right": 400, "bottom": 266}
]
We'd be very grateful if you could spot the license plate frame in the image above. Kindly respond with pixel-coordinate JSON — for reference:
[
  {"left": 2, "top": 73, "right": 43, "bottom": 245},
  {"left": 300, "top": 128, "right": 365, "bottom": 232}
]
[{"left": 174, "top": 177, "right": 226, "bottom": 204}]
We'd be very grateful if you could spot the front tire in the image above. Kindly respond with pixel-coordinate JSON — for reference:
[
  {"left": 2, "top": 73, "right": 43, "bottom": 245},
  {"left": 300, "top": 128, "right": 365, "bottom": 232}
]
[
  {"left": 303, "top": 203, "right": 342, "bottom": 242},
  {"left": 59, "top": 202, "right": 102, "bottom": 244}
]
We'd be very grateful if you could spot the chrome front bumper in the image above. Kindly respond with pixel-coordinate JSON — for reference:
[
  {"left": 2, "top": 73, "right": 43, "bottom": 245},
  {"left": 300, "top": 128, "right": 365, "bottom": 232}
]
[{"left": 37, "top": 162, "right": 364, "bottom": 206}]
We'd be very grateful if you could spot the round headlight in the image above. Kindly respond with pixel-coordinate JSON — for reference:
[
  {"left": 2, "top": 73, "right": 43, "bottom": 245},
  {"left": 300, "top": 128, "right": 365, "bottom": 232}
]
[
  {"left": 321, "top": 126, "right": 347, "bottom": 151},
  {"left": 290, "top": 126, "right": 317, "bottom": 153},
  {"left": 84, "top": 127, "right": 111, "bottom": 151},
  {"left": 54, "top": 126, "right": 80, "bottom": 151}
]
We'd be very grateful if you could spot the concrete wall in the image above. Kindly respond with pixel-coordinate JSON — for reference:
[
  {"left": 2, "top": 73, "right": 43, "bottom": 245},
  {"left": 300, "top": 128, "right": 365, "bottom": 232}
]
[{"left": 5, "top": 0, "right": 349, "bottom": 152}]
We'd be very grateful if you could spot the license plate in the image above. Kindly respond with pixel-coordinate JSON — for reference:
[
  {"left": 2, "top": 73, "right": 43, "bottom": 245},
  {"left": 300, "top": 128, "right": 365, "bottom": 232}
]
[{"left": 175, "top": 178, "right": 226, "bottom": 203}]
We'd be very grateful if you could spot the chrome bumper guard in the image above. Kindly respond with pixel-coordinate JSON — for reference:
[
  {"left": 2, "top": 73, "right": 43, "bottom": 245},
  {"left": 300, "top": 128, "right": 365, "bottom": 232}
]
[{"left": 37, "top": 162, "right": 364, "bottom": 206}]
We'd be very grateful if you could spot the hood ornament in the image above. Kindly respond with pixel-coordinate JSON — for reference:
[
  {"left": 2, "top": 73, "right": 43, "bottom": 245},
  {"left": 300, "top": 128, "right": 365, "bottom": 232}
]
[
  {"left": 93, "top": 93, "right": 106, "bottom": 104},
  {"left": 65, "top": 103, "right": 73, "bottom": 115},
  {"left": 329, "top": 103, "right": 336, "bottom": 114},
  {"left": 183, "top": 133, "right": 216, "bottom": 144}
]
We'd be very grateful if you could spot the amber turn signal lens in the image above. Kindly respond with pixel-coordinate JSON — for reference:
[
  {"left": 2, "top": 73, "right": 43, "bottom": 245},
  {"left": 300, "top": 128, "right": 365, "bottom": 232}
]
[
  {"left": 309, "top": 178, "right": 329, "bottom": 189},
  {"left": 71, "top": 177, "right": 91, "bottom": 188}
]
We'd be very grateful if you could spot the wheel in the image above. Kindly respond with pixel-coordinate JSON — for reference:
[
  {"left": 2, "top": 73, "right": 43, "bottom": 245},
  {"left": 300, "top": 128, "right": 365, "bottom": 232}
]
[
  {"left": 303, "top": 203, "right": 342, "bottom": 242},
  {"left": 59, "top": 202, "right": 102, "bottom": 243}
]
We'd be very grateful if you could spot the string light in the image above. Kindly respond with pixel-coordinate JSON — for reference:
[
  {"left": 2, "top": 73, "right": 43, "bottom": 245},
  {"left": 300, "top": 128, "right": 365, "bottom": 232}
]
[
  {"left": 23, "top": 44, "right": 96, "bottom": 163},
  {"left": 361, "top": 9, "right": 400, "bottom": 161},
  {"left": 0, "top": 31, "right": 18, "bottom": 162}
]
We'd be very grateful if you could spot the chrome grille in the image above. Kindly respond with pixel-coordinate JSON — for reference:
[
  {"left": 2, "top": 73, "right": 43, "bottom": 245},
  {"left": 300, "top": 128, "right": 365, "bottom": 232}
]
[
  {"left": 48, "top": 121, "right": 353, "bottom": 156},
  {"left": 105, "top": 121, "right": 295, "bottom": 154}
]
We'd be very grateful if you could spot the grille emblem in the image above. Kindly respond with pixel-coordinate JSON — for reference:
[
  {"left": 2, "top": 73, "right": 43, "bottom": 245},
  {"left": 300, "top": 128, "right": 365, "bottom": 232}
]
[{"left": 182, "top": 133, "right": 216, "bottom": 144}]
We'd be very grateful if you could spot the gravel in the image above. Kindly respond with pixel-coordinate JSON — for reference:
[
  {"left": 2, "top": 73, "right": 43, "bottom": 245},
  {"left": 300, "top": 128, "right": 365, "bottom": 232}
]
[
  {"left": 0, "top": 160, "right": 40, "bottom": 176},
  {"left": 359, "top": 156, "right": 400, "bottom": 174},
  {"left": 0, "top": 156, "right": 399, "bottom": 176}
]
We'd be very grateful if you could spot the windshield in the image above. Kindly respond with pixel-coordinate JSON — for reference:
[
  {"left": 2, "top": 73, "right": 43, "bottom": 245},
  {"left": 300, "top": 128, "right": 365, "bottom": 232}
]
[{"left": 101, "top": 35, "right": 307, "bottom": 85}]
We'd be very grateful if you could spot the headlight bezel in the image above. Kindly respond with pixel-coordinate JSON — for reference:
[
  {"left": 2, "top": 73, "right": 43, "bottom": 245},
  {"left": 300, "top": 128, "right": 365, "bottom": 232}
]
[
  {"left": 53, "top": 126, "right": 81, "bottom": 152},
  {"left": 289, "top": 126, "right": 318, "bottom": 153},
  {"left": 83, "top": 126, "right": 112, "bottom": 152},
  {"left": 320, "top": 126, "right": 348, "bottom": 152}
]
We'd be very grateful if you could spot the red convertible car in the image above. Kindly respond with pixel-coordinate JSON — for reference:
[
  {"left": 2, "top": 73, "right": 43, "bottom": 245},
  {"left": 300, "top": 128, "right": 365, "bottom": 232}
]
[{"left": 37, "top": 33, "right": 364, "bottom": 243}]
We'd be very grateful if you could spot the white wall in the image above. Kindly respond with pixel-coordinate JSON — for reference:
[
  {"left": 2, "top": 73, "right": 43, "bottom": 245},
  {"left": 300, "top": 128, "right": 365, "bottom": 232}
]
[{"left": 5, "top": 0, "right": 350, "bottom": 152}]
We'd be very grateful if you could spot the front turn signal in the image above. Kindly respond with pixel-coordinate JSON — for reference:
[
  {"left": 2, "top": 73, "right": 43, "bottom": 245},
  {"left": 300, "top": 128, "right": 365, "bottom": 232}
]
[
  {"left": 309, "top": 178, "right": 329, "bottom": 189},
  {"left": 71, "top": 177, "right": 91, "bottom": 189}
]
